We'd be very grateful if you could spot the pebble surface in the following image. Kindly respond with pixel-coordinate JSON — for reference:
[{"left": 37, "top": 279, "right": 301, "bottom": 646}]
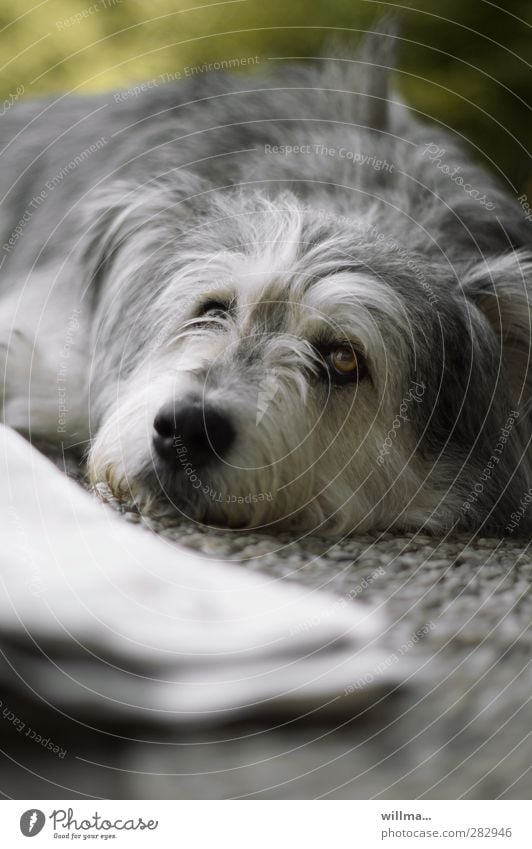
[{"left": 23, "top": 460, "right": 530, "bottom": 799}]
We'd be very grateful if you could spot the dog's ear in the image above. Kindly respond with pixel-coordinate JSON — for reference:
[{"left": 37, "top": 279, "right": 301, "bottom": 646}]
[
  {"left": 80, "top": 181, "right": 137, "bottom": 300},
  {"left": 356, "top": 16, "right": 399, "bottom": 135},
  {"left": 79, "top": 178, "right": 200, "bottom": 305},
  {"left": 463, "top": 252, "right": 532, "bottom": 409},
  {"left": 321, "top": 17, "right": 399, "bottom": 136}
]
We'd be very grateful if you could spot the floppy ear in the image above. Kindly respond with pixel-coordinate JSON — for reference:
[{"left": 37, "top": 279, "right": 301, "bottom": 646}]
[
  {"left": 463, "top": 251, "right": 532, "bottom": 410},
  {"left": 80, "top": 181, "right": 143, "bottom": 301},
  {"left": 79, "top": 176, "right": 204, "bottom": 307}
]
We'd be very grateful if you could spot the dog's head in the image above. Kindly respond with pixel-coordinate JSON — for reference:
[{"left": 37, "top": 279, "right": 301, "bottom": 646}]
[{"left": 85, "top": 181, "right": 532, "bottom": 534}]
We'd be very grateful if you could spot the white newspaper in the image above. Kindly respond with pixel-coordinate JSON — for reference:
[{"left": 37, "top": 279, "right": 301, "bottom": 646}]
[{"left": 0, "top": 425, "right": 406, "bottom": 725}]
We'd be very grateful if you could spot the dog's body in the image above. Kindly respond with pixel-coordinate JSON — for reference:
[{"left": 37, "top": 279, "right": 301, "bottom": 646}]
[{"left": 1, "top": 32, "right": 532, "bottom": 535}]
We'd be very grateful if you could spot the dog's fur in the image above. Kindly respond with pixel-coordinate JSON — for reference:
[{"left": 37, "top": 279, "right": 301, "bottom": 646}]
[{"left": 1, "top": 28, "right": 531, "bottom": 535}]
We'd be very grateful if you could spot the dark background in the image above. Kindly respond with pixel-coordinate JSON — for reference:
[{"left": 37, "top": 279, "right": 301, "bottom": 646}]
[{"left": 1, "top": 0, "right": 531, "bottom": 195}]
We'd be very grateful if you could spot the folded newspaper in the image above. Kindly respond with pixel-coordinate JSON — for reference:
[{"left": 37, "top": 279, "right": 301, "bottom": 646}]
[{"left": 0, "top": 425, "right": 407, "bottom": 726}]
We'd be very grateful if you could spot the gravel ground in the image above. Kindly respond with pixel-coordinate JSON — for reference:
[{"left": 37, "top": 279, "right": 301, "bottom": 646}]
[
  {"left": 2, "top": 458, "right": 531, "bottom": 799},
  {"left": 135, "top": 514, "right": 532, "bottom": 799}
]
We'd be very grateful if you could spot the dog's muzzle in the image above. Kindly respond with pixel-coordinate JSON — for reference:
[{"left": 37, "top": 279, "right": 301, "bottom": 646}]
[{"left": 152, "top": 397, "right": 235, "bottom": 469}]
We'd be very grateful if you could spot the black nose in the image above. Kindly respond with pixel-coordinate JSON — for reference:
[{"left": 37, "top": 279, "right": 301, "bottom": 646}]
[{"left": 153, "top": 399, "right": 235, "bottom": 468}]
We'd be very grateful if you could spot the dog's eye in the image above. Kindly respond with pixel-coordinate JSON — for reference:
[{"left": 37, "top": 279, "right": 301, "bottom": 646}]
[
  {"left": 198, "top": 300, "right": 230, "bottom": 320},
  {"left": 322, "top": 344, "right": 368, "bottom": 385},
  {"left": 331, "top": 346, "right": 358, "bottom": 374}
]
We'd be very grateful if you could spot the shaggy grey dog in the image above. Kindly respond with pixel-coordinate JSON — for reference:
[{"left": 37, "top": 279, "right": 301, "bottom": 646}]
[{"left": 1, "top": 28, "right": 531, "bottom": 535}]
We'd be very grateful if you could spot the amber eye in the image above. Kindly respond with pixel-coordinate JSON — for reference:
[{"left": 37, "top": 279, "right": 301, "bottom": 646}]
[
  {"left": 318, "top": 343, "right": 368, "bottom": 386},
  {"left": 330, "top": 345, "right": 359, "bottom": 375}
]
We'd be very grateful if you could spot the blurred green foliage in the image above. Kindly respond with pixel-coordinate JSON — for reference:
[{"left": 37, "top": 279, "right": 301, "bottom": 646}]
[{"left": 1, "top": 0, "right": 531, "bottom": 191}]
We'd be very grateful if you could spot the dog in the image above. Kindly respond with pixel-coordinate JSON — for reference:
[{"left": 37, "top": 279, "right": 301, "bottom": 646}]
[{"left": 1, "top": 26, "right": 531, "bottom": 536}]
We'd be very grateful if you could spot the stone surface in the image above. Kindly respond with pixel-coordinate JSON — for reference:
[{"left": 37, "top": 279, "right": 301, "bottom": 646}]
[{"left": 2, "top": 456, "right": 531, "bottom": 799}]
